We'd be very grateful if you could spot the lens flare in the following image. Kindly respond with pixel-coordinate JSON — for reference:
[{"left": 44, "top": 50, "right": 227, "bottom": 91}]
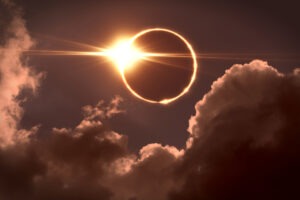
[
  {"left": 112, "top": 28, "right": 198, "bottom": 105},
  {"left": 15, "top": 28, "right": 198, "bottom": 105}
]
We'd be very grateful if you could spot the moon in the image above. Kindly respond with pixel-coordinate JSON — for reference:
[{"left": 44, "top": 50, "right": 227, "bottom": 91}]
[{"left": 109, "top": 28, "right": 198, "bottom": 104}]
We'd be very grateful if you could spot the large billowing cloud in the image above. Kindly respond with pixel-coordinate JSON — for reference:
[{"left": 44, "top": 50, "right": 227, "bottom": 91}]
[
  {"left": 0, "top": 0, "right": 41, "bottom": 146},
  {"left": 1, "top": 1, "right": 300, "bottom": 200},
  {"left": 170, "top": 60, "right": 300, "bottom": 200}
]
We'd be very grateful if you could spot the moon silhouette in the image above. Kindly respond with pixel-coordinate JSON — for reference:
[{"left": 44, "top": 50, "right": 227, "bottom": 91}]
[{"left": 119, "top": 28, "right": 198, "bottom": 104}]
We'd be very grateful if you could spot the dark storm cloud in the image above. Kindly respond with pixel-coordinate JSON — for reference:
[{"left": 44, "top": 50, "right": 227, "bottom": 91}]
[{"left": 170, "top": 60, "right": 300, "bottom": 200}]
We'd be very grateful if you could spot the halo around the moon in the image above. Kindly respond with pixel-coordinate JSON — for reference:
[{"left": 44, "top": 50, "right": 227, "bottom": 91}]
[{"left": 119, "top": 28, "right": 198, "bottom": 105}]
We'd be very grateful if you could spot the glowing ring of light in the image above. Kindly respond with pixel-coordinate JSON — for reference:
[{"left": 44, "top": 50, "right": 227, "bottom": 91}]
[{"left": 120, "top": 28, "right": 198, "bottom": 105}]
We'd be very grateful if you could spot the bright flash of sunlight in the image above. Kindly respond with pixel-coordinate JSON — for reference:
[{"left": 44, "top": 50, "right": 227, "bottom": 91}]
[{"left": 105, "top": 40, "right": 144, "bottom": 72}]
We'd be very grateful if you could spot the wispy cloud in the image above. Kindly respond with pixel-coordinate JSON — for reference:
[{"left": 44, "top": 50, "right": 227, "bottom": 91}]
[{"left": 0, "top": 0, "right": 42, "bottom": 146}]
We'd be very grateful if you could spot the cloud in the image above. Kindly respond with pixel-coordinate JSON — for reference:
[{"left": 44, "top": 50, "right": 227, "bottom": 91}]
[
  {"left": 82, "top": 95, "right": 125, "bottom": 121},
  {"left": 105, "top": 143, "right": 183, "bottom": 200},
  {"left": 0, "top": 100, "right": 127, "bottom": 199},
  {"left": 0, "top": 1, "right": 41, "bottom": 147},
  {"left": 50, "top": 99, "right": 183, "bottom": 200},
  {"left": 170, "top": 60, "right": 300, "bottom": 200},
  {"left": 0, "top": 95, "right": 184, "bottom": 200}
]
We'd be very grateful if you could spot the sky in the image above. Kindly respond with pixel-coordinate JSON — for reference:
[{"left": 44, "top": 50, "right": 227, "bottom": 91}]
[{"left": 0, "top": 0, "right": 300, "bottom": 199}]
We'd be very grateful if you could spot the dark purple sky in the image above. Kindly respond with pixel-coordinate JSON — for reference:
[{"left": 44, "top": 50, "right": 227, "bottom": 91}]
[{"left": 17, "top": 0, "right": 300, "bottom": 150}]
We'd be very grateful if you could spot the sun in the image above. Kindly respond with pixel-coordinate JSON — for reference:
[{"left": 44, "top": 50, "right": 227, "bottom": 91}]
[{"left": 106, "top": 39, "right": 144, "bottom": 72}]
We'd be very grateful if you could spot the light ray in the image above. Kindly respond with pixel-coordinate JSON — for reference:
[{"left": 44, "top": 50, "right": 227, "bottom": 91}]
[
  {"left": 31, "top": 32, "right": 105, "bottom": 51},
  {"left": 23, "top": 49, "right": 109, "bottom": 56},
  {"left": 141, "top": 56, "right": 194, "bottom": 71},
  {"left": 2, "top": 48, "right": 298, "bottom": 61}
]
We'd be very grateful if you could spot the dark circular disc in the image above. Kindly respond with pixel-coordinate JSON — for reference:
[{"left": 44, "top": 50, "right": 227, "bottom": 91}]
[{"left": 123, "top": 30, "right": 194, "bottom": 102}]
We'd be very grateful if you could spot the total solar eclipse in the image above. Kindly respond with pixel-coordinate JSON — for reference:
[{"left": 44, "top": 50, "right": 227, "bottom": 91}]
[{"left": 107, "top": 28, "right": 198, "bottom": 104}]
